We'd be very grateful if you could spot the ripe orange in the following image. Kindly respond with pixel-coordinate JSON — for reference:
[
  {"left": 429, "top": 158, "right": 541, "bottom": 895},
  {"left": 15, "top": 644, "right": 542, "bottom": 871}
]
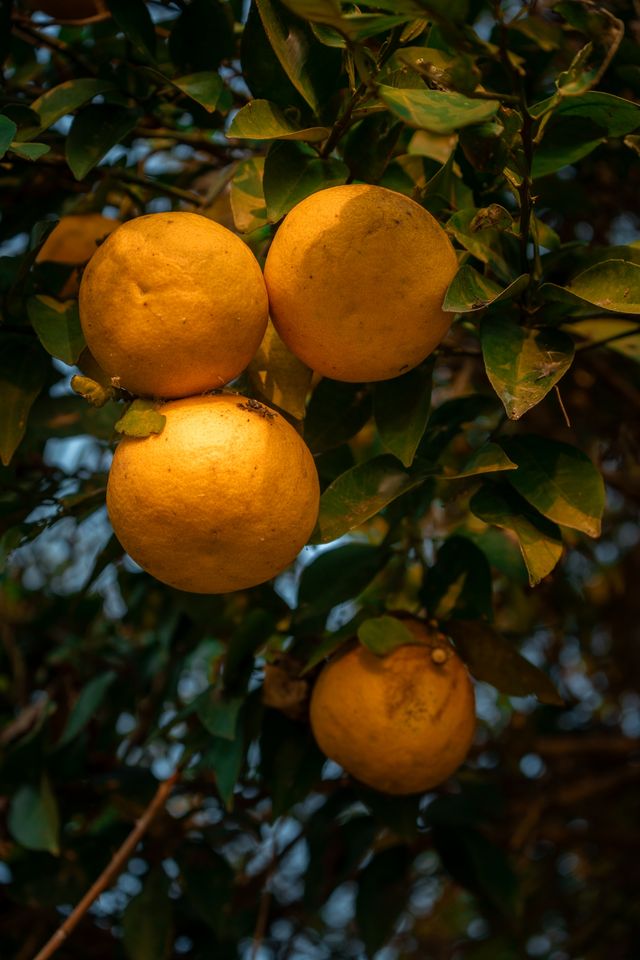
[
  {"left": 106, "top": 394, "right": 320, "bottom": 594},
  {"left": 264, "top": 184, "right": 458, "bottom": 382},
  {"left": 36, "top": 214, "right": 118, "bottom": 298},
  {"left": 310, "top": 620, "right": 475, "bottom": 794},
  {"left": 79, "top": 212, "right": 269, "bottom": 399}
]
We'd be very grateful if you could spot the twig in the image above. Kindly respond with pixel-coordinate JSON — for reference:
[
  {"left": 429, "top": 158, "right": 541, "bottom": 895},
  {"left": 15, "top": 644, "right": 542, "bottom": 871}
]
[
  {"left": 13, "top": 22, "right": 98, "bottom": 76},
  {"left": 30, "top": 773, "right": 179, "bottom": 960},
  {"left": 554, "top": 385, "right": 571, "bottom": 427}
]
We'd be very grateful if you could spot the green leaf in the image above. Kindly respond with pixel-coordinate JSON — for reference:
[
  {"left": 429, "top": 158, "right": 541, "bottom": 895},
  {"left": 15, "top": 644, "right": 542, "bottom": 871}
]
[
  {"left": 481, "top": 316, "right": 575, "bottom": 419},
  {"left": 304, "top": 379, "right": 372, "bottom": 454},
  {"left": 248, "top": 320, "right": 312, "bottom": 419},
  {"left": 27, "top": 296, "right": 85, "bottom": 365},
  {"left": 437, "top": 442, "right": 517, "bottom": 479},
  {"left": 470, "top": 482, "right": 563, "bottom": 585},
  {"left": 373, "top": 364, "right": 432, "bottom": 468},
  {"left": 115, "top": 400, "right": 166, "bottom": 438},
  {"left": 71, "top": 374, "right": 114, "bottom": 408},
  {"left": 23, "top": 78, "right": 117, "bottom": 138},
  {"left": 446, "top": 209, "right": 520, "bottom": 285},
  {"left": 180, "top": 851, "right": 234, "bottom": 935},
  {"left": 66, "top": 104, "right": 139, "bottom": 180},
  {"left": 227, "top": 99, "right": 330, "bottom": 142},
  {"left": 564, "top": 260, "right": 640, "bottom": 315},
  {"left": 311, "top": 454, "right": 425, "bottom": 543},
  {"left": 297, "top": 543, "right": 387, "bottom": 621},
  {"left": 8, "top": 777, "right": 60, "bottom": 855},
  {"left": 0, "top": 114, "right": 17, "bottom": 157},
  {"left": 443, "top": 265, "right": 529, "bottom": 313},
  {"left": 196, "top": 689, "right": 244, "bottom": 741},
  {"left": 378, "top": 86, "right": 499, "bottom": 135},
  {"left": 123, "top": 869, "right": 173, "bottom": 960},
  {"left": 107, "top": 0, "right": 157, "bottom": 60},
  {"left": 0, "top": 337, "right": 49, "bottom": 466},
  {"left": 422, "top": 535, "right": 493, "bottom": 621},
  {"left": 432, "top": 825, "right": 518, "bottom": 916},
  {"left": 172, "top": 72, "right": 224, "bottom": 113},
  {"left": 204, "top": 733, "right": 245, "bottom": 809},
  {"left": 255, "top": 0, "right": 342, "bottom": 112},
  {"left": 229, "top": 156, "right": 268, "bottom": 233},
  {"left": 446, "top": 620, "right": 564, "bottom": 704},
  {"left": 357, "top": 615, "right": 417, "bottom": 656},
  {"left": 58, "top": 670, "right": 117, "bottom": 747},
  {"left": 355, "top": 846, "right": 413, "bottom": 954},
  {"left": 263, "top": 140, "right": 348, "bottom": 222},
  {"left": 223, "top": 609, "right": 276, "bottom": 694},
  {"left": 168, "top": 0, "right": 234, "bottom": 73},
  {"left": 499, "top": 435, "right": 605, "bottom": 538},
  {"left": 8, "top": 141, "right": 50, "bottom": 161},
  {"left": 531, "top": 93, "right": 640, "bottom": 177}
]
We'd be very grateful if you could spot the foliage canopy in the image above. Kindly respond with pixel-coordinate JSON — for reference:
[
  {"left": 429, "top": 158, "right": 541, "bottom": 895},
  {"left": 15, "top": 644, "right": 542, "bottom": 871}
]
[{"left": 1, "top": 1, "right": 639, "bottom": 958}]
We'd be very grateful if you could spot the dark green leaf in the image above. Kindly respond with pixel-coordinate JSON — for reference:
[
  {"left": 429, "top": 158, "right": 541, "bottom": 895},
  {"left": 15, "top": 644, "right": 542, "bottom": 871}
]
[
  {"left": 263, "top": 141, "right": 348, "bottom": 222},
  {"left": 255, "top": 0, "right": 342, "bottom": 112},
  {"left": 223, "top": 609, "right": 276, "bottom": 694},
  {"left": 444, "top": 265, "right": 529, "bottom": 313},
  {"left": 311, "top": 454, "right": 425, "bottom": 544},
  {"left": 422, "top": 536, "right": 493, "bottom": 621},
  {"left": 357, "top": 615, "right": 417, "bottom": 656},
  {"left": 203, "top": 735, "right": 245, "bottom": 810},
  {"left": 304, "top": 379, "right": 372, "bottom": 454},
  {"left": 471, "top": 482, "right": 563, "bottom": 585},
  {"left": 260, "top": 710, "right": 325, "bottom": 816},
  {"left": 115, "top": 400, "right": 166, "bottom": 438},
  {"left": 248, "top": 320, "right": 312, "bottom": 419},
  {"left": 355, "top": 846, "right": 412, "bottom": 954},
  {"left": 447, "top": 620, "right": 564, "bottom": 704},
  {"left": 66, "top": 104, "right": 139, "bottom": 180},
  {"left": 530, "top": 90, "right": 640, "bottom": 134},
  {"left": 8, "top": 777, "right": 60, "bottom": 855},
  {"left": 374, "top": 364, "right": 432, "bottom": 468},
  {"left": 169, "top": 0, "right": 235, "bottom": 73},
  {"left": 196, "top": 689, "right": 244, "bottom": 741},
  {"left": 297, "top": 543, "right": 387, "bottom": 620},
  {"left": 343, "top": 112, "right": 403, "bottom": 183},
  {"left": 27, "top": 296, "right": 85, "bottom": 365},
  {"left": 433, "top": 825, "right": 519, "bottom": 916},
  {"left": 107, "top": 0, "right": 157, "bottom": 60},
  {"left": 180, "top": 851, "right": 234, "bottom": 935},
  {"left": 23, "top": 78, "right": 117, "bottom": 138},
  {"left": 0, "top": 336, "right": 49, "bottom": 466},
  {"left": 227, "top": 99, "right": 329, "bottom": 141},
  {"left": 58, "top": 670, "right": 117, "bottom": 747},
  {"left": 0, "top": 114, "right": 17, "bottom": 158},
  {"left": 437, "top": 442, "right": 517, "bottom": 479},
  {"left": 378, "top": 86, "right": 499, "bottom": 135},
  {"left": 172, "top": 72, "right": 224, "bottom": 113},
  {"left": 122, "top": 869, "right": 173, "bottom": 960},
  {"left": 481, "top": 316, "right": 575, "bottom": 419},
  {"left": 500, "top": 435, "right": 605, "bottom": 538}
]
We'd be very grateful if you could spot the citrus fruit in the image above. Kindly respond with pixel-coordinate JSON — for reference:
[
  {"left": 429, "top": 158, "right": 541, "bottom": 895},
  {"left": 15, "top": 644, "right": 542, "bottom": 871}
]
[
  {"left": 79, "top": 212, "right": 269, "bottom": 399},
  {"left": 310, "top": 620, "right": 475, "bottom": 794},
  {"left": 24, "top": 0, "right": 109, "bottom": 22},
  {"left": 263, "top": 184, "right": 458, "bottom": 382},
  {"left": 36, "top": 214, "right": 118, "bottom": 298},
  {"left": 106, "top": 394, "right": 320, "bottom": 594}
]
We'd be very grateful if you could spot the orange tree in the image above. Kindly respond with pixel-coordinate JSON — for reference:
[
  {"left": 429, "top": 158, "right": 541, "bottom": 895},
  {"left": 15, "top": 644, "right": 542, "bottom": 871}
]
[{"left": 1, "top": 1, "right": 640, "bottom": 958}]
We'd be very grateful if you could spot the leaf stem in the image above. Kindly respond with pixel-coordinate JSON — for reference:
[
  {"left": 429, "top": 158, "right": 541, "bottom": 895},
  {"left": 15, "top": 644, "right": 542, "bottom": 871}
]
[{"left": 30, "top": 773, "right": 179, "bottom": 960}]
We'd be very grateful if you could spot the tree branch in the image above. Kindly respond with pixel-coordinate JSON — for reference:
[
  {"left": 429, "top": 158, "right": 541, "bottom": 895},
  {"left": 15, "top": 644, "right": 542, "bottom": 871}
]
[{"left": 31, "top": 773, "right": 179, "bottom": 960}]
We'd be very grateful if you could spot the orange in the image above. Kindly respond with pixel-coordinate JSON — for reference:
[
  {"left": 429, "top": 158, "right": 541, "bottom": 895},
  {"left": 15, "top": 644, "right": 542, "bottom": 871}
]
[
  {"left": 310, "top": 620, "right": 475, "bottom": 794},
  {"left": 79, "top": 212, "right": 269, "bottom": 399},
  {"left": 36, "top": 214, "right": 118, "bottom": 298},
  {"left": 106, "top": 394, "right": 320, "bottom": 594},
  {"left": 264, "top": 184, "right": 458, "bottom": 382}
]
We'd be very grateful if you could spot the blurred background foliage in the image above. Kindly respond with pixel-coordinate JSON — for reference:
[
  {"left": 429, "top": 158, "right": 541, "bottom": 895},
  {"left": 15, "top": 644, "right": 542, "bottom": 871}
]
[{"left": 1, "top": 0, "right": 640, "bottom": 958}]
